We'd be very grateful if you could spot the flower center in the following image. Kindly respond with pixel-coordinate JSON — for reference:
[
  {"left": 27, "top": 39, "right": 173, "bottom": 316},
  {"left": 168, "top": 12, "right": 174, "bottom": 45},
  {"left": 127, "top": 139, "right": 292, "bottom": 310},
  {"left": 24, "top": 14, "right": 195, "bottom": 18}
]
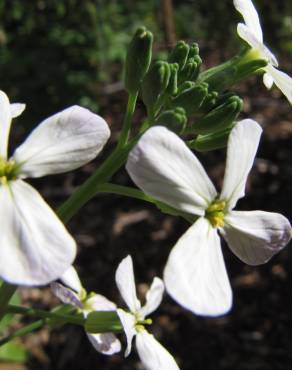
[
  {"left": 205, "top": 200, "right": 226, "bottom": 228},
  {"left": 135, "top": 318, "right": 152, "bottom": 332},
  {"left": 0, "top": 157, "right": 18, "bottom": 184}
]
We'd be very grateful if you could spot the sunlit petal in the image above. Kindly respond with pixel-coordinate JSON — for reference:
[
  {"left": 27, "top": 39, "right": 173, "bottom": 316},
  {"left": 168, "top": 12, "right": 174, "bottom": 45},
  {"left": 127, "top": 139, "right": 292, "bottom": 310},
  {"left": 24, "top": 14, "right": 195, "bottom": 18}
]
[
  {"left": 136, "top": 331, "right": 180, "bottom": 370},
  {"left": 117, "top": 309, "right": 136, "bottom": 357},
  {"left": 222, "top": 210, "right": 292, "bottom": 265},
  {"left": 60, "top": 266, "right": 83, "bottom": 294},
  {"left": 220, "top": 119, "right": 262, "bottom": 211},
  {"left": 0, "top": 90, "right": 12, "bottom": 159},
  {"left": 126, "top": 126, "right": 217, "bottom": 216},
  {"left": 139, "top": 277, "right": 164, "bottom": 319},
  {"left": 0, "top": 179, "right": 76, "bottom": 285},
  {"left": 233, "top": 0, "right": 263, "bottom": 42},
  {"left": 164, "top": 218, "right": 232, "bottom": 317},
  {"left": 13, "top": 105, "right": 110, "bottom": 178},
  {"left": 265, "top": 65, "right": 292, "bottom": 104},
  {"left": 115, "top": 255, "right": 141, "bottom": 312}
]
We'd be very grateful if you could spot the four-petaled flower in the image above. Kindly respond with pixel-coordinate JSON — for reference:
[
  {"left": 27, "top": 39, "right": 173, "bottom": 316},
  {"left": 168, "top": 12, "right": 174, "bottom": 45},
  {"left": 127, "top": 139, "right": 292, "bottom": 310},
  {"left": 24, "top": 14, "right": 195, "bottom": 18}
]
[
  {"left": 0, "top": 90, "right": 110, "bottom": 285},
  {"left": 51, "top": 266, "right": 121, "bottom": 355},
  {"left": 116, "top": 255, "right": 179, "bottom": 370},
  {"left": 233, "top": 0, "right": 292, "bottom": 104},
  {"left": 126, "top": 121, "right": 292, "bottom": 316}
]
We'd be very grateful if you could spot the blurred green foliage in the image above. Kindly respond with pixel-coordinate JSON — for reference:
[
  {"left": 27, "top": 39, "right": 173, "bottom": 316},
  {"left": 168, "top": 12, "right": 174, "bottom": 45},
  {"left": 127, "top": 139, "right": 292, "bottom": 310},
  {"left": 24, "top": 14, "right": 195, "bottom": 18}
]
[{"left": 0, "top": 0, "right": 291, "bottom": 127}]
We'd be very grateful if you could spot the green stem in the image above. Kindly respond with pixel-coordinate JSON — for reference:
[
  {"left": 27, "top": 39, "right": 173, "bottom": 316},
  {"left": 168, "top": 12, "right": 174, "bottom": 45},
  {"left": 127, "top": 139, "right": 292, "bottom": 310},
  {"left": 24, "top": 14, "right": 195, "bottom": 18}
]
[
  {"left": 0, "top": 319, "right": 45, "bottom": 346},
  {"left": 0, "top": 283, "right": 17, "bottom": 322},
  {"left": 118, "top": 92, "right": 138, "bottom": 149},
  {"left": 96, "top": 183, "right": 156, "bottom": 204},
  {"left": 7, "top": 305, "right": 85, "bottom": 326},
  {"left": 58, "top": 140, "right": 136, "bottom": 223}
]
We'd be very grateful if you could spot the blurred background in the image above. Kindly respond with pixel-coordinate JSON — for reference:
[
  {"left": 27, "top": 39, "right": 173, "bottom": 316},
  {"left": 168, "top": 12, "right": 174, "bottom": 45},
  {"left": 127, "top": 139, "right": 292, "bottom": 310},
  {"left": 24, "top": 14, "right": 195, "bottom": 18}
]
[{"left": 0, "top": 0, "right": 292, "bottom": 369}]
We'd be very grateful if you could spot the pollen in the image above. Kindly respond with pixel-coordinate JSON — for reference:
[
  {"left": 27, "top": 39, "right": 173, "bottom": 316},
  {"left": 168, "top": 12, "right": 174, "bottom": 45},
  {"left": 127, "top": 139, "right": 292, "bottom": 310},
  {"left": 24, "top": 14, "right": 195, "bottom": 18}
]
[{"left": 205, "top": 200, "right": 226, "bottom": 228}]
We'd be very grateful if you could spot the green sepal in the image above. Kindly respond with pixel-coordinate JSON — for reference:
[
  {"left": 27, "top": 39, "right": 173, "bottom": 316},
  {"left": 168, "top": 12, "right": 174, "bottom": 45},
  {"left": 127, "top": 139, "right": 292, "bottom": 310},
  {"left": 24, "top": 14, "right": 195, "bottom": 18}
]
[
  {"left": 155, "top": 107, "right": 187, "bottom": 134},
  {"left": 124, "top": 27, "right": 153, "bottom": 94},
  {"left": 171, "top": 82, "right": 208, "bottom": 115},
  {"left": 168, "top": 40, "right": 190, "bottom": 70},
  {"left": 189, "top": 125, "right": 234, "bottom": 152},
  {"left": 141, "top": 61, "right": 171, "bottom": 116},
  {"left": 85, "top": 311, "right": 122, "bottom": 334},
  {"left": 190, "top": 96, "right": 243, "bottom": 135}
]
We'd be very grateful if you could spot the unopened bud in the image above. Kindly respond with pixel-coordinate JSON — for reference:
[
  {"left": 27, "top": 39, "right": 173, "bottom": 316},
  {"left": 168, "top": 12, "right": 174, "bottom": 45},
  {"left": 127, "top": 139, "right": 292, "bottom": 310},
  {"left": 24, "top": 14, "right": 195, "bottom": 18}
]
[
  {"left": 124, "top": 27, "right": 153, "bottom": 94},
  {"left": 142, "top": 61, "right": 171, "bottom": 115},
  {"left": 189, "top": 126, "right": 234, "bottom": 152},
  {"left": 171, "top": 82, "right": 208, "bottom": 115},
  {"left": 155, "top": 107, "right": 187, "bottom": 134},
  {"left": 168, "top": 41, "right": 190, "bottom": 70},
  {"left": 190, "top": 96, "right": 243, "bottom": 135}
]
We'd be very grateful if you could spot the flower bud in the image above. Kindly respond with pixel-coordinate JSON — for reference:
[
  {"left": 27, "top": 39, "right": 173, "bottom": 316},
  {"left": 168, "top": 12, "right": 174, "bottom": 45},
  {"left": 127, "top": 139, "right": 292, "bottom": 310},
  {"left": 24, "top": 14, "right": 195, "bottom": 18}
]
[
  {"left": 168, "top": 41, "right": 190, "bottom": 70},
  {"left": 189, "top": 126, "right": 234, "bottom": 152},
  {"left": 171, "top": 82, "right": 208, "bottom": 115},
  {"left": 190, "top": 96, "right": 243, "bottom": 135},
  {"left": 124, "top": 27, "right": 153, "bottom": 94},
  {"left": 187, "top": 43, "right": 200, "bottom": 59},
  {"left": 155, "top": 107, "right": 187, "bottom": 134},
  {"left": 179, "top": 55, "right": 202, "bottom": 83},
  {"left": 142, "top": 61, "right": 171, "bottom": 115}
]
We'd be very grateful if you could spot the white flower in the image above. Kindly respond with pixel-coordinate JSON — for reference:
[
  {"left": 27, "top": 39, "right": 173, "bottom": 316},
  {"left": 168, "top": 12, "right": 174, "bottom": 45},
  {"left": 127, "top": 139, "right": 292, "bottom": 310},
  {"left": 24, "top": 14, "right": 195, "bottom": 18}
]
[
  {"left": 115, "top": 255, "right": 179, "bottom": 370},
  {"left": 51, "top": 266, "right": 121, "bottom": 355},
  {"left": 0, "top": 90, "right": 110, "bottom": 286},
  {"left": 126, "top": 123, "right": 292, "bottom": 316},
  {"left": 233, "top": 0, "right": 292, "bottom": 104}
]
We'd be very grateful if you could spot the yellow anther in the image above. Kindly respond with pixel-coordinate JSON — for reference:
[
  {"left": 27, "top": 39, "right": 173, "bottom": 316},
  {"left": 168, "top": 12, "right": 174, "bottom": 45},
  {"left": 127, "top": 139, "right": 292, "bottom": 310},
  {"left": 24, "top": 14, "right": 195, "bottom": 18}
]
[{"left": 206, "top": 200, "right": 226, "bottom": 228}]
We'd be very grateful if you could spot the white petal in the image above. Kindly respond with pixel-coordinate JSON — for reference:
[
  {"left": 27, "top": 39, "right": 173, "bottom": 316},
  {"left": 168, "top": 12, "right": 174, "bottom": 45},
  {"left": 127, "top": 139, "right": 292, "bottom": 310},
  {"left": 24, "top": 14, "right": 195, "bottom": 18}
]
[
  {"left": 164, "top": 218, "right": 232, "bottom": 317},
  {"left": 115, "top": 255, "right": 141, "bottom": 312},
  {"left": 13, "top": 106, "right": 111, "bottom": 178},
  {"left": 60, "top": 266, "right": 83, "bottom": 294},
  {"left": 117, "top": 309, "right": 136, "bottom": 357},
  {"left": 126, "top": 126, "right": 217, "bottom": 216},
  {"left": 265, "top": 65, "right": 292, "bottom": 104},
  {"left": 50, "top": 282, "right": 83, "bottom": 308},
  {"left": 263, "top": 72, "right": 274, "bottom": 89},
  {"left": 136, "top": 331, "right": 179, "bottom": 370},
  {"left": 0, "top": 90, "right": 12, "bottom": 159},
  {"left": 0, "top": 180, "right": 76, "bottom": 285},
  {"left": 10, "top": 103, "right": 26, "bottom": 118},
  {"left": 222, "top": 210, "right": 292, "bottom": 265},
  {"left": 139, "top": 277, "right": 164, "bottom": 319},
  {"left": 220, "top": 119, "right": 262, "bottom": 211},
  {"left": 85, "top": 294, "right": 117, "bottom": 312},
  {"left": 237, "top": 24, "right": 278, "bottom": 67},
  {"left": 87, "top": 333, "right": 121, "bottom": 355},
  {"left": 233, "top": 0, "right": 263, "bottom": 42}
]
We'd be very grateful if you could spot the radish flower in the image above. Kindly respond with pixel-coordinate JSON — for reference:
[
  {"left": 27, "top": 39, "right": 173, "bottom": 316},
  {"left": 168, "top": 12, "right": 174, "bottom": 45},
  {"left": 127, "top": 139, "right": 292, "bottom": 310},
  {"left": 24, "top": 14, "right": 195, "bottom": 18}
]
[
  {"left": 126, "top": 123, "right": 291, "bottom": 316},
  {"left": 51, "top": 266, "right": 121, "bottom": 355},
  {"left": 116, "top": 255, "right": 179, "bottom": 370},
  {"left": 234, "top": 0, "right": 292, "bottom": 104},
  {"left": 0, "top": 90, "right": 110, "bottom": 286}
]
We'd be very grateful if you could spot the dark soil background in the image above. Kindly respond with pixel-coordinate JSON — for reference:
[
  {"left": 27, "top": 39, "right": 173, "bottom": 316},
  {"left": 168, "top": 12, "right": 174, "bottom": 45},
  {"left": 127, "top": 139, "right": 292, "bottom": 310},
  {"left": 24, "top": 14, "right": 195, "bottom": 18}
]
[{"left": 1, "top": 1, "right": 292, "bottom": 369}]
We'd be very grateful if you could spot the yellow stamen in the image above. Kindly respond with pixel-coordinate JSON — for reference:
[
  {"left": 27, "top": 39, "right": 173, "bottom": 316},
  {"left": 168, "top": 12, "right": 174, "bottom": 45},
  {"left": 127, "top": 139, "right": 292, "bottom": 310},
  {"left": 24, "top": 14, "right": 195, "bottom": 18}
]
[{"left": 206, "top": 200, "right": 226, "bottom": 228}]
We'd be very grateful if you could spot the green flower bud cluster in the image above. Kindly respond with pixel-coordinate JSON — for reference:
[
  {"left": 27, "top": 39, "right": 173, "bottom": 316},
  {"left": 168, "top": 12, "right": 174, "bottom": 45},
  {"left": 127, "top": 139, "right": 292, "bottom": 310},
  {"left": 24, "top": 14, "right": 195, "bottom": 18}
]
[{"left": 123, "top": 30, "right": 249, "bottom": 152}]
